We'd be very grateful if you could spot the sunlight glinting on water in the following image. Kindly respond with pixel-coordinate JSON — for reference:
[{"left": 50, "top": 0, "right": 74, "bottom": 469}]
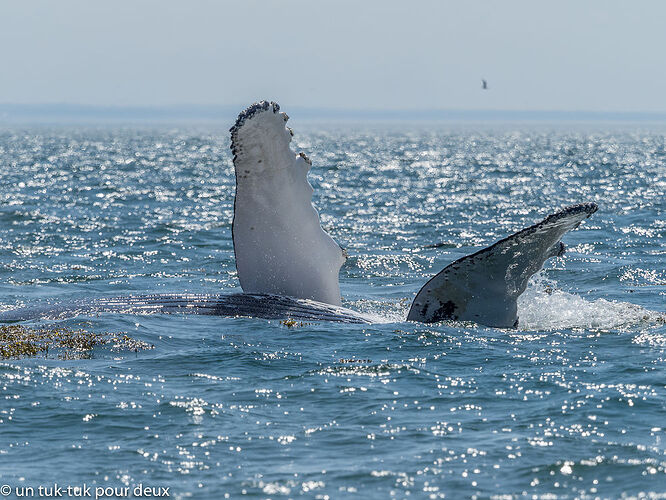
[{"left": 0, "top": 123, "right": 664, "bottom": 498}]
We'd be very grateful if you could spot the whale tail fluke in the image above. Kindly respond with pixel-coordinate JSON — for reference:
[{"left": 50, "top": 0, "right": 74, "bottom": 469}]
[{"left": 407, "top": 203, "right": 598, "bottom": 328}]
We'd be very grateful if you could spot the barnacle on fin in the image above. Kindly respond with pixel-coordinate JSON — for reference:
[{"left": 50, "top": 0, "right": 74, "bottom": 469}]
[
  {"left": 298, "top": 152, "right": 312, "bottom": 165},
  {"left": 229, "top": 100, "right": 280, "bottom": 155}
]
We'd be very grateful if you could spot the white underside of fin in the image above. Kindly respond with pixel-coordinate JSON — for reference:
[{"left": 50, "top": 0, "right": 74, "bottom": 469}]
[{"left": 230, "top": 102, "right": 344, "bottom": 306}]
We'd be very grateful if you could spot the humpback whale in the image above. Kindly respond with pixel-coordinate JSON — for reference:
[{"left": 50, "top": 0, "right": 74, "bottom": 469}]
[{"left": 0, "top": 101, "right": 597, "bottom": 328}]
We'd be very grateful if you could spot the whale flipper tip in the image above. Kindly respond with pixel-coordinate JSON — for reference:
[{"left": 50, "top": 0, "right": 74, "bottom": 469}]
[{"left": 407, "top": 202, "right": 598, "bottom": 328}]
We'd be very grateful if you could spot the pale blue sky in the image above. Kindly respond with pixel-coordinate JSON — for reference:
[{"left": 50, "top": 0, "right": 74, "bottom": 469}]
[{"left": 1, "top": 0, "right": 665, "bottom": 112}]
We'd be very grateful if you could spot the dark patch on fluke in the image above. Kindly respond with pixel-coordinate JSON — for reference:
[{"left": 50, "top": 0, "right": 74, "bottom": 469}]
[
  {"left": 555, "top": 241, "right": 566, "bottom": 257},
  {"left": 430, "top": 301, "right": 459, "bottom": 322}
]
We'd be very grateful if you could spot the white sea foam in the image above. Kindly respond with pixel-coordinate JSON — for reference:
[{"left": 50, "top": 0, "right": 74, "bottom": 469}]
[{"left": 517, "top": 277, "right": 664, "bottom": 331}]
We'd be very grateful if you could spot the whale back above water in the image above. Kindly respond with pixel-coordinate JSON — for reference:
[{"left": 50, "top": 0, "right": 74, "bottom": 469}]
[
  {"left": 0, "top": 101, "right": 598, "bottom": 328},
  {"left": 0, "top": 294, "right": 372, "bottom": 324}
]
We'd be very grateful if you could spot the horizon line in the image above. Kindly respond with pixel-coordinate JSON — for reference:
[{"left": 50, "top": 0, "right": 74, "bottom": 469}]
[{"left": 2, "top": 103, "right": 666, "bottom": 123}]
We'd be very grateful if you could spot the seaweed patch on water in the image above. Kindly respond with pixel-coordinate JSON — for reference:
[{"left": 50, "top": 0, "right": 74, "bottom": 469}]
[
  {"left": 279, "top": 319, "right": 311, "bottom": 328},
  {"left": 0, "top": 324, "right": 154, "bottom": 359}
]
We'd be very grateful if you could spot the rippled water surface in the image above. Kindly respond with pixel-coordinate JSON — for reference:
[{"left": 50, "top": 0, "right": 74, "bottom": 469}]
[{"left": 1, "top": 122, "right": 665, "bottom": 498}]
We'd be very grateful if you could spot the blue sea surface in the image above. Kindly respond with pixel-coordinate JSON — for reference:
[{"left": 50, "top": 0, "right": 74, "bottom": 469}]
[{"left": 0, "top": 122, "right": 665, "bottom": 498}]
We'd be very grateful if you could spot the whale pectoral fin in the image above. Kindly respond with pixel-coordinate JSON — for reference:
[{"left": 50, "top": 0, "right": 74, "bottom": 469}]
[
  {"left": 407, "top": 203, "right": 598, "bottom": 328},
  {"left": 230, "top": 101, "right": 345, "bottom": 306}
]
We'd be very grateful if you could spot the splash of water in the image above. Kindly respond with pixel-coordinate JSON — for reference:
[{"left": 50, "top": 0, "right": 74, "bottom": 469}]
[{"left": 518, "top": 276, "right": 664, "bottom": 331}]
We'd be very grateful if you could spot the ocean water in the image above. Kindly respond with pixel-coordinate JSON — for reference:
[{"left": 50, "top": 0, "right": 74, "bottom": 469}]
[{"left": 0, "top": 121, "right": 665, "bottom": 499}]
